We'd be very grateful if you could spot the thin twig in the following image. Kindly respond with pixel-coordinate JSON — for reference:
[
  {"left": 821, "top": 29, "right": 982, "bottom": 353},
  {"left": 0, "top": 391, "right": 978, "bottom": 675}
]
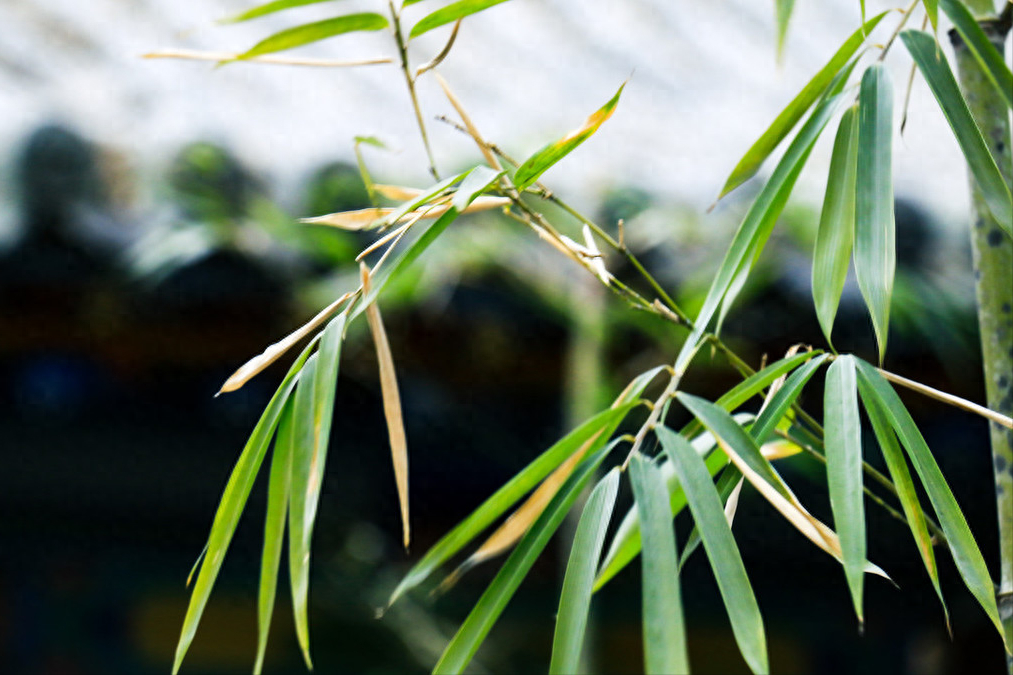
[
  {"left": 389, "top": 1, "right": 440, "bottom": 180},
  {"left": 143, "top": 50, "right": 393, "bottom": 68},
  {"left": 876, "top": 367, "right": 1013, "bottom": 428},
  {"left": 878, "top": 0, "right": 921, "bottom": 62}
]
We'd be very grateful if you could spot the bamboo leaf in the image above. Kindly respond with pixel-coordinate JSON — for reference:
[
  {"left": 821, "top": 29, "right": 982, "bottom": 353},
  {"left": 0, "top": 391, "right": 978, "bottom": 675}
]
[
  {"left": 410, "top": 0, "right": 511, "bottom": 39},
  {"left": 172, "top": 341, "right": 314, "bottom": 675},
  {"left": 222, "top": 0, "right": 336, "bottom": 24},
  {"left": 360, "top": 264, "right": 411, "bottom": 549},
  {"left": 628, "top": 453, "right": 689, "bottom": 675},
  {"left": 658, "top": 427, "right": 768, "bottom": 674},
  {"left": 288, "top": 313, "right": 345, "bottom": 669},
  {"left": 514, "top": 83, "right": 626, "bottom": 191},
  {"left": 855, "top": 63, "right": 895, "bottom": 364},
  {"left": 240, "top": 13, "right": 389, "bottom": 59},
  {"left": 939, "top": 0, "right": 1013, "bottom": 109},
  {"left": 824, "top": 355, "right": 866, "bottom": 624},
  {"left": 775, "top": 0, "right": 796, "bottom": 60},
  {"left": 856, "top": 374, "right": 949, "bottom": 630},
  {"left": 751, "top": 353, "right": 830, "bottom": 444},
  {"left": 254, "top": 399, "right": 296, "bottom": 675},
  {"left": 853, "top": 359, "right": 1006, "bottom": 647},
  {"left": 715, "top": 12, "right": 887, "bottom": 200},
  {"left": 901, "top": 29, "right": 1012, "bottom": 235},
  {"left": 387, "top": 406, "right": 635, "bottom": 607},
  {"left": 813, "top": 104, "right": 859, "bottom": 347},
  {"left": 680, "top": 466, "right": 744, "bottom": 570},
  {"left": 549, "top": 469, "right": 621, "bottom": 675},
  {"left": 433, "top": 442, "right": 618, "bottom": 674},
  {"left": 923, "top": 0, "right": 938, "bottom": 32}
]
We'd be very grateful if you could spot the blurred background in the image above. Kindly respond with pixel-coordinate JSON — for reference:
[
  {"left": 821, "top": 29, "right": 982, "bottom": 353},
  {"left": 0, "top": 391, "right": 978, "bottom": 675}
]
[{"left": 0, "top": 1, "right": 1008, "bottom": 673}]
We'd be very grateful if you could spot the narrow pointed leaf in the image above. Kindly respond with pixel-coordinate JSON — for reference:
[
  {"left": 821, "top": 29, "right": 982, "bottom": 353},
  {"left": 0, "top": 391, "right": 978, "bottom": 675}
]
[
  {"left": 629, "top": 453, "right": 689, "bottom": 675},
  {"left": 751, "top": 354, "right": 830, "bottom": 444},
  {"left": 433, "top": 442, "right": 617, "bottom": 674},
  {"left": 254, "top": 399, "right": 296, "bottom": 675},
  {"left": 549, "top": 469, "right": 620, "bottom": 675},
  {"left": 855, "top": 64, "right": 895, "bottom": 363},
  {"left": 680, "top": 466, "right": 744, "bottom": 569},
  {"left": 716, "top": 12, "right": 887, "bottom": 199},
  {"left": 288, "top": 313, "right": 345, "bottom": 669},
  {"left": 514, "top": 83, "right": 626, "bottom": 191},
  {"left": 240, "top": 13, "right": 389, "bottom": 59},
  {"left": 222, "top": 0, "right": 336, "bottom": 24},
  {"left": 658, "top": 427, "right": 768, "bottom": 674},
  {"left": 922, "top": 0, "right": 938, "bottom": 32},
  {"left": 824, "top": 355, "right": 866, "bottom": 624},
  {"left": 901, "top": 30, "right": 1012, "bottom": 234},
  {"left": 410, "top": 0, "right": 511, "bottom": 39},
  {"left": 813, "top": 105, "right": 859, "bottom": 346},
  {"left": 775, "top": 0, "right": 796, "bottom": 60},
  {"left": 172, "top": 341, "right": 314, "bottom": 675},
  {"left": 857, "top": 375, "right": 949, "bottom": 629},
  {"left": 854, "top": 359, "right": 1005, "bottom": 646},
  {"left": 940, "top": 0, "right": 1013, "bottom": 109}
]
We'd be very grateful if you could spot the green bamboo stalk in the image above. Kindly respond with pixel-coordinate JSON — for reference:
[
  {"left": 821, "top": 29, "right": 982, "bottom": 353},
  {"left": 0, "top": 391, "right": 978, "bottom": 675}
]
[{"left": 949, "top": 10, "right": 1013, "bottom": 670}]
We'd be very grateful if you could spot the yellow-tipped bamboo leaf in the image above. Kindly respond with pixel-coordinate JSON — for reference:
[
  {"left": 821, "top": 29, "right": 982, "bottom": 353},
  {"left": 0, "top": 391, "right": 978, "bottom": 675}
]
[{"left": 549, "top": 469, "right": 620, "bottom": 675}]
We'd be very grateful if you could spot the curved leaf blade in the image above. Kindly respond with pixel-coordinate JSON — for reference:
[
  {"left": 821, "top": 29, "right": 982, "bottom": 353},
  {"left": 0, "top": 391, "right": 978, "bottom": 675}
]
[
  {"left": 855, "top": 63, "right": 895, "bottom": 364},
  {"left": 901, "top": 29, "right": 1012, "bottom": 235},
  {"left": 410, "top": 0, "right": 511, "bottom": 39},
  {"left": 854, "top": 359, "right": 1006, "bottom": 648},
  {"left": 240, "top": 13, "right": 389, "bottom": 59},
  {"left": 716, "top": 12, "right": 887, "bottom": 200},
  {"left": 658, "top": 427, "right": 768, "bottom": 674},
  {"left": 679, "top": 465, "right": 744, "bottom": 569},
  {"left": 824, "top": 355, "right": 866, "bottom": 624},
  {"left": 751, "top": 353, "right": 830, "bottom": 444},
  {"left": 549, "top": 469, "right": 620, "bottom": 675},
  {"left": 514, "top": 83, "right": 626, "bottom": 191},
  {"left": 222, "top": 0, "right": 336, "bottom": 24},
  {"left": 433, "top": 442, "right": 617, "bottom": 674},
  {"left": 774, "top": 0, "right": 796, "bottom": 60},
  {"left": 629, "top": 453, "right": 689, "bottom": 675},
  {"left": 940, "top": 0, "right": 1013, "bottom": 109},
  {"left": 813, "top": 104, "right": 859, "bottom": 347}
]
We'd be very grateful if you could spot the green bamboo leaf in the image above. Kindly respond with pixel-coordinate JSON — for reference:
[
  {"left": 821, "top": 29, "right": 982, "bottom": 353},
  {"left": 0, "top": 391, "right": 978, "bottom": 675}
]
[
  {"left": 901, "top": 30, "right": 1012, "bottom": 235},
  {"left": 254, "top": 399, "right": 296, "bottom": 675},
  {"left": 922, "top": 0, "right": 938, "bottom": 32},
  {"left": 628, "top": 453, "right": 689, "bottom": 675},
  {"left": 513, "top": 83, "right": 626, "bottom": 191},
  {"left": 856, "top": 374, "right": 949, "bottom": 630},
  {"left": 940, "top": 0, "right": 1013, "bottom": 109},
  {"left": 239, "top": 13, "right": 389, "bottom": 59},
  {"left": 679, "top": 465, "right": 743, "bottom": 570},
  {"left": 172, "top": 340, "right": 314, "bottom": 675},
  {"left": 433, "top": 442, "right": 618, "bottom": 674},
  {"left": 716, "top": 12, "right": 887, "bottom": 200},
  {"left": 549, "top": 469, "right": 621, "bottom": 675},
  {"left": 813, "top": 104, "right": 859, "bottom": 347},
  {"left": 750, "top": 353, "right": 831, "bottom": 444},
  {"left": 658, "top": 427, "right": 768, "bottom": 674},
  {"left": 452, "top": 165, "right": 504, "bottom": 212},
  {"left": 288, "top": 313, "right": 345, "bottom": 669},
  {"left": 410, "top": 0, "right": 511, "bottom": 39},
  {"left": 775, "top": 0, "right": 796, "bottom": 60},
  {"left": 221, "top": 0, "right": 336, "bottom": 24},
  {"left": 824, "top": 355, "right": 866, "bottom": 625},
  {"left": 855, "top": 63, "right": 895, "bottom": 364},
  {"left": 387, "top": 405, "right": 635, "bottom": 607},
  {"left": 853, "top": 358, "right": 1006, "bottom": 647},
  {"left": 379, "top": 170, "right": 468, "bottom": 230}
]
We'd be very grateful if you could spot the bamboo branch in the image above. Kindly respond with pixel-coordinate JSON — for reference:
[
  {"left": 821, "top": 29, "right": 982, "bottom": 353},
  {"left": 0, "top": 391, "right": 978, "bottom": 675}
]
[{"left": 143, "top": 50, "right": 392, "bottom": 68}]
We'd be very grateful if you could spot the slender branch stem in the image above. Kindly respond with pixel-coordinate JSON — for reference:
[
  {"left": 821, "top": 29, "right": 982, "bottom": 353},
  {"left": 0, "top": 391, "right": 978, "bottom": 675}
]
[
  {"left": 389, "top": 1, "right": 439, "bottom": 180},
  {"left": 876, "top": 367, "right": 1013, "bottom": 429},
  {"left": 143, "top": 50, "right": 392, "bottom": 68},
  {"left": 878, "top": 0, "right": 921, "bottom": 62}
]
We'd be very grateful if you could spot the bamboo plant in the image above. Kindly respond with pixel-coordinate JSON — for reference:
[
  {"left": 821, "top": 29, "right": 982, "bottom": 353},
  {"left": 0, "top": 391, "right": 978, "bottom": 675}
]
[{"left": 148, "top": 1, "right": 1013, "bottom": 673}]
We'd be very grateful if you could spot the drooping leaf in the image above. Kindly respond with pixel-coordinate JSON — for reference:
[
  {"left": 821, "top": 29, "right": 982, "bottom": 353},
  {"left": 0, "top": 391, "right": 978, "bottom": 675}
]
[
  {"left": 628, "top": 453, "right": 689, "bottom": 675},
  {"left": 824, "top": 355, "right": 866, "bottom": 624},
  {"left": 239, "top": 13, "right": 390, "bottom": 59},
  {"left": 254, "top": 399, "right": 296, "bottom": 675},
  {"left": 410, "top": 0, "right": 511, "bottom": 39},
  {"left": 452, "top": 166, "right": 504, "bottom": 212},
  {"left": 901, "top": 30, "right": 1012, "bottom": 235},
  {"left": 288, "top": 313, "right": 345, "bottom": 669},
  {"left": 549, "top": 469, "right": 620, "bottom": 675},
  {"left": 715, "top": 12, "right": 887, "bottom": 200},
  {"left": 172, "top": 341, "right": 314, "bottom": 675},
  {"left": 813, "top": 104, "right": 859, "bottom": 347},
  {"left": 221, "top": 0, "right": 336, "bottom": 24},
  {"left": 922, "top": 0, "right": 939, "bottom": 32},
  {"left": 750, "top": 353, "right": 830, "bottom": 444},
  {"left": 658, "top": 427, "right": 768, "bottom": 674},
  {"left": 940, "top": 0, "right": 1013, "bottom": 109},
  {"left": 774, "top": 0, "right": 796, "bottom": 60},
  {"left": 387, "top": 405, "right": 635, "bottom": 607},
  {"left": 514, "top": 83, "right": 626, "bottom": 191},
  {"left": 854, "top": 63, "right": 895, "bottom": 364},
  {"left": 433, "top": 442, "right": 618, "bottom": 674},
  {"left": 679, "top": 465, "right": 744, "bottom": 569},
  {"left": 854, "top": 359, "right": 1006, "bottom": 647},
  {"left": 856, "top": 374, "right": 949, "bottom": 630}
]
